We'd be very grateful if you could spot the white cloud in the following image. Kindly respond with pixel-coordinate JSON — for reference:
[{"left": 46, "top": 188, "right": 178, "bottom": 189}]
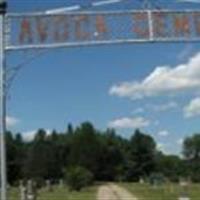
[
  {"left": 177, "top": 138, "right": 184, "bottom": 146},
  {"left": 132, "top": 108, "right": 144, "bottom": 114},
  {"left": 6, "top": 116, "right": 19, "bottom": 127},
  {"left": 109, "top": 52, "right": 200, "bottom": 100},
  {"left": 108, "top": 117, "right": 150, "bottom": 129},
  {"left": 157, "top": 142, "right": 165, "bottom": 151},
  {"left": 157, "top": 142, "right": 174, "bottom": 155},
  {"left": 158, "top": 130, "right": 170, "bottom": 137},
  {"left": 151, "top": 101, "right": 178, "bottom": 112},
  {"left": 22, "top": 130, "right": 37, "bottom": 141},
  {"left": 22, "top": 129, "right": 52, "bottom": 141},
  {"left": 184, "top": 97, "right": 200, "bottom": 118}
]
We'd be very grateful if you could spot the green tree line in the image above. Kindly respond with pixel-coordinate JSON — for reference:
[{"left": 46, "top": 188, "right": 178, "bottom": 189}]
[{"left": 6, "top": 122, "right": 200, "bottom": 185}]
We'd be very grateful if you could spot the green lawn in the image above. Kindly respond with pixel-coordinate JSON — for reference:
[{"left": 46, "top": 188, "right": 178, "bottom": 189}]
[
  {"left": 121, "top": 182, "right": 200, "bottom": 200},
  {"left": 8, "top": 185, "right": 97, "bottom": 200},
  {"left": 8, "top": 183, "right": 200, "bottom": 200}
]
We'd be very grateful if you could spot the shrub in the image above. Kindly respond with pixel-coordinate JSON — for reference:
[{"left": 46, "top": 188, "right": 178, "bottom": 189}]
[{"left": 65, "top": 166, "right": 94, "bottom": 191}]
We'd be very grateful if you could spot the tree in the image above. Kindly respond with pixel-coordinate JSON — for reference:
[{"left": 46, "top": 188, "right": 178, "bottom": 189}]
[
  {"left": 24, "top": 129, "right": 58, "bottom": 181},
  {"left": 129, "top": 129, "right": 156, "bottom": 181},
  {"left": 96, "top": 129, "right": 125, "bottom": 181},
  {"left": 6, "top": 123, "right": 199, "bottom": 185},
  {"left": 6, "top": 131, "right": 18, "bottom": 184},
  {"left": 14, "top": 133, "right": 26, "bottom": 181},
  {"left": 68, "top": 122, "right": 102, "bottom": 179},
  {"left": 183, "top": 134, "right": 200, "bottom": 160},
  {"left": 183, "top": 134, "right": 200, "bottom": 182},
  {"left": 65, "top": 166, "right": 93, "bottom": 191},
  {"left": 156, "top": 153, "right": 187, "bottom": 182},
  {"left": 67, "top": 123, "right": 74, "bottom": 135}
]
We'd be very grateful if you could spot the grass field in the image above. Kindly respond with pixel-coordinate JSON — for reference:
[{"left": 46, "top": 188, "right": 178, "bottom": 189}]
[
  {"left": 121, "top": 182, "right": 200, "bottom": 200},
  {"left": 8, "top": 183, "right": 200, "bottom": 200},
  {"left": 8, "top": 185, "right": 97, "bottom": 200}
]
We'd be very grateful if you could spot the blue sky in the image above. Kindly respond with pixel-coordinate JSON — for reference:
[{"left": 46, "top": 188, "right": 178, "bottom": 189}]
[{"left": 6, "top": 0, "right": 200, "bottom": 154}]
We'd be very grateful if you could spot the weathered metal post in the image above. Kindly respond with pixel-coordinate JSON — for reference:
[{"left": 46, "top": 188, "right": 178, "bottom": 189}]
[{"left": 0, "top": 0, "right": 7, "bottom": 200}]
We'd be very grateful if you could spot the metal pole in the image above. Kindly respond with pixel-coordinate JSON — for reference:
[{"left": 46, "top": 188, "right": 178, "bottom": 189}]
[
  {"left": 0, "top": 1, "right": 7, "bottom": 200},
  {"left": 147, "top": 10, "right": 154, "bottom": 41}
]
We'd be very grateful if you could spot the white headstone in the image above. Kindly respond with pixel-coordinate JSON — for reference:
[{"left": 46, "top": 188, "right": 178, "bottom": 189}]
[
  {"left": 59, "top": 179, "right": 64, "bottom": 188},
  {"left": 46, "top": 179, "right": 53, "bottom": 192},
  {"left": 180, "top": 181, "right": 188, "bottom": 187},
  {"left": 27, "top": 180, "right": 37, "bottom": 200},
  {"left": 20, "top": 186, "right": 27, "bottom": 200},
  {"left": 139, "top": 178, "right": 144, "bottom": 184}
]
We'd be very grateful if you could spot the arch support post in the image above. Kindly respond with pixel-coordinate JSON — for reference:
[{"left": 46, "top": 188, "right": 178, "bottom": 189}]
[{"left": 0, "top": 1, "right": 7, "bottom": 200}]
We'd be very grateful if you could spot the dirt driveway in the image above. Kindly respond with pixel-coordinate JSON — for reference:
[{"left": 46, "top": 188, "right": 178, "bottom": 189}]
[{"left": 97, "top": 183, "right": 137, "bottom": 200}]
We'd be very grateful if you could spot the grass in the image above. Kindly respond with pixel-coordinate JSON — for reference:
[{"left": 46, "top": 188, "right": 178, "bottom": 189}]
[
  {"left": 121, "top": 182, "right": 200, "bottom": 200},
  {"left": 8, "top": 185, "right": 97, "bottom": 200},
  {"left": 8, "top": 182, "right": 200, "bottom": 200}
]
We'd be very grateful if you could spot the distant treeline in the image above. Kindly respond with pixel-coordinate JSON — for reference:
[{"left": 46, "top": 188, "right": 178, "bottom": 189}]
[{"left": 6, "top": 122, "right": 200, "bottom": 185}]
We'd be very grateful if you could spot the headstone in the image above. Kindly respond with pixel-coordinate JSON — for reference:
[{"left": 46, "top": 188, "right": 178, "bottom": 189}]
[
  {"left": 149, "top": 173, "right": 165, "bottom": 189},
  {"left": 19, "top": 181, "right": 27, "bottom": 200},
  {"left": 27, "top": 180, "right": 37, "bottom": 200},
  {"left": 46, "top": 179, "right": 53, "bottom": 192},
  {"left": 178, "top": 196, "right": 190, "bottom": 200},
  {"left": 152, "top": 180, "right": 159, "bottom": 189},
  {"left": 179, "top": 178, "right": 190, "bottom": 200},
  {"left": 139, "top": 178, "right": 144, "bottom": 184},
  {"left": 180, "top": 180, "right": 188, "bottom": 187},
  {"left": 59, "top": 179, "right": 64, "bottom": 188}
]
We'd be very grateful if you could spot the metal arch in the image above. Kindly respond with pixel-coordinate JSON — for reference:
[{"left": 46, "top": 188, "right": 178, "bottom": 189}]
[
  {"left": 5, "top": 38, "right": 200, "bottom": 52},
  {"left": 5, "top": 9, "right": 200, "bottom": 51},
  {"left": 6, "top": 8, "right": 200, "bottom": 17}
]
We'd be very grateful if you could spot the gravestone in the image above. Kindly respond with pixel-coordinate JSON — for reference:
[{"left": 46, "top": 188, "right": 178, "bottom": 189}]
[
  {"left": 26, "top": 180, "right": 37, "bottom": 200},
  {"left": 179, "top": 178, "right": 190, "bottom": 200},
  {"left": 139, "top": 178, "right": 144, "bottom": 184},
  {"left": 59, "top": 179, "right": 64, "bottom": 188},
  {"left": 46, "top": 179, "right": 53, "bottom": 192},
  {"left": 19, "top": 180, "right": 27, "bottom": 200},
  {"left": 178, "top": 195, "right": 190, "bottom": 200},
  {"left": 149, "top": 173, "right": 165, "bottom": 189}
]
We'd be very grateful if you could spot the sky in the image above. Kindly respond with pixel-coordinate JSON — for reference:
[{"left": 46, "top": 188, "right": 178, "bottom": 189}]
[{"left": 5, "top": 0, "right": 200, "bottom": 154}]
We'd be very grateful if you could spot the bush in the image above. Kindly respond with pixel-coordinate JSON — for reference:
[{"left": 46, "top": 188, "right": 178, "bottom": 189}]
[
  {"left": 191, "top": 172, "right": 200, "bottom": 183},
  {"left": 65, "top": 166, "right": 94, "bottom": 191}
]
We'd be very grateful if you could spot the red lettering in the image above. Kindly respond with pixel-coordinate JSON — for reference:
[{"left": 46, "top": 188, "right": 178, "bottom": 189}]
[
  {"left": 133, "top": 13, "right": 149, "bottom": 38},
  {"left": 174, "top": 14, "right": 190, "bottom": 37},
  {"left": 193, "top": 13, "right": 200, "bottom": 36},
  {"left": 19, "top": 18, "right": 33, "bottom": 44},
  {"left": 36, "top": 17, "right": 49, "bottom": 43},
  {"left": 95, "top": 15, "right": 107, "bottom": 37},
  {"left": 75, "top": 15, "right": 90, "bottom": 40}
]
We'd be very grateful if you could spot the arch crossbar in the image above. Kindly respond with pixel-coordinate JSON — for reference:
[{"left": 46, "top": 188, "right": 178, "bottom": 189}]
[{"left": 5, "top": 9, "right": 200, "bottom": 51}]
